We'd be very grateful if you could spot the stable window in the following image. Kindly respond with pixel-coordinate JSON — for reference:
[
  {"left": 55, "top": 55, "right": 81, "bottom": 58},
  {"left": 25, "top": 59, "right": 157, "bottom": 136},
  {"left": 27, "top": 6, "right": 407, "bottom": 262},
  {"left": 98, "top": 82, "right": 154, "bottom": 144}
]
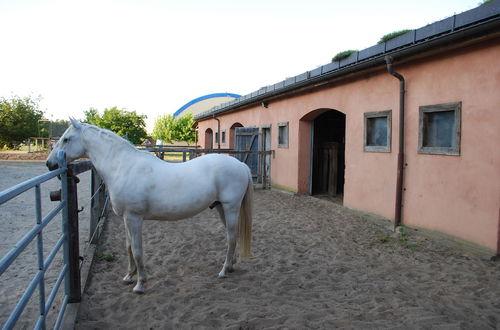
[
  {"left": 221, "top": 130, "right": 226, "bottom": 145},
  {"left": 278, "top": 122, "right": 289, "bottom": 148},
  {"left": 418, "top": 102, "right": 461, "bottom": 155},
  {"left": 364, "top": 110, "right": 391, "bottom": 152}
]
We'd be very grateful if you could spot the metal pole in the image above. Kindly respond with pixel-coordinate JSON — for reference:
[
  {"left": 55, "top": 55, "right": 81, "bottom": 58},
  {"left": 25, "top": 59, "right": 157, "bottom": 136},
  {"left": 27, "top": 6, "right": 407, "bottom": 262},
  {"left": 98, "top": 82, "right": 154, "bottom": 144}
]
[
  {"left": 90, "top": 168, "right": 99, "bottom": 243},
  {"left": 35, "top": 184, "right": 46, "bottom": 330},
  {"left": 57, "top": 151, "right": 71, "bottom": 300},
  {"left": 66, "top": 167, "right": 82, "bottom": 302}
]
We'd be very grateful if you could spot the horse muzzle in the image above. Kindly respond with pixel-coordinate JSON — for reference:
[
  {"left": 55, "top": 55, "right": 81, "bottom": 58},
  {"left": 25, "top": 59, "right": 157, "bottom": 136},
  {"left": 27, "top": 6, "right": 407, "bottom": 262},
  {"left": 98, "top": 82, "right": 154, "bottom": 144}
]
[{"left": 46, "top": 161, "right": 59, "bottom": 171}]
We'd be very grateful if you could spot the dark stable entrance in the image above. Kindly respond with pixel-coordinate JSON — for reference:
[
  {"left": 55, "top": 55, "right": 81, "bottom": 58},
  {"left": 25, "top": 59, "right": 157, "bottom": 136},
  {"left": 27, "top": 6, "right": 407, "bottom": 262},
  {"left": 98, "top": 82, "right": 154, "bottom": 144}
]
[{"left": 312, "top": 110, "right": 346, "bottom": 198}]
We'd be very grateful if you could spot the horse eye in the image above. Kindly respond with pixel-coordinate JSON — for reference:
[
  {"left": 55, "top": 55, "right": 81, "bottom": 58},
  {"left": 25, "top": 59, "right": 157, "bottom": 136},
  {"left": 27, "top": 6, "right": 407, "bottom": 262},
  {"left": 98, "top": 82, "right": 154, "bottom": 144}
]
[{"left": 63, "top": 137, "right": 69, "bottom": 143}]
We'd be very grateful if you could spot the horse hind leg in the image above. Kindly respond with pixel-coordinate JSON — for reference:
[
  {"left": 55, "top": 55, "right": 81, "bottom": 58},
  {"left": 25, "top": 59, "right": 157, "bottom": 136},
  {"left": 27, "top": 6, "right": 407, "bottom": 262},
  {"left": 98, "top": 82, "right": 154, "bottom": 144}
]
[
  {"left": 215, "top": 203, "right": 238, "bottom": 268},
  {"left": 219, "top": 204, "right": 239, "bottom": 278},
  {"left": 122, "top": 230, "right": 137, "bottom": 284},
  {"left": 123, "top": 213, "right": 147, "bottom": 293},
  {"left": 214, "top": 203, "right": 226, "bottom": 228}
]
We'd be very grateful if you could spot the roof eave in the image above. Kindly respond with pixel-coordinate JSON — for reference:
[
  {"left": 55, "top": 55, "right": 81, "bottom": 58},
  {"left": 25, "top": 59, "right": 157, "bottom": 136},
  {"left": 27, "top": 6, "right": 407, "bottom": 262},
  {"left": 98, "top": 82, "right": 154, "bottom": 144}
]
[{"left": 195, "top": 5, "right": 500, "bottom": 121}]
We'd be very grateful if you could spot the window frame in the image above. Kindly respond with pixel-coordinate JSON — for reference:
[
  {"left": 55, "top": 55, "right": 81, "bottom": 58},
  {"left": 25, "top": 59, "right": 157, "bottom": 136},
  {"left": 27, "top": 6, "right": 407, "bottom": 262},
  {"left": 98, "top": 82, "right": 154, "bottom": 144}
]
[
  {"left": 277, "top": 122, "right": 289, "bottom": 148},
  {"left": 363, "top": 110, "right": 392, "bottom": 153},
  {"left": 418, "top": 102, "right": 461, "bottom": 156},
  {"left": 221, "top": 130, "right": 226, "bottom": 145},
  {"left": 214, "top": 131, "right": 219, "bottom": 144}
]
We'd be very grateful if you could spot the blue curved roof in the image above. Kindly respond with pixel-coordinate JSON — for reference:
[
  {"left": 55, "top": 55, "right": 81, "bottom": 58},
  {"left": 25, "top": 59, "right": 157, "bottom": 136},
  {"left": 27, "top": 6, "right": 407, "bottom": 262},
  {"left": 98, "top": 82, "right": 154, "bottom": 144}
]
[{"left": 173, "top": 93, "right": 241, "bottom": 118}]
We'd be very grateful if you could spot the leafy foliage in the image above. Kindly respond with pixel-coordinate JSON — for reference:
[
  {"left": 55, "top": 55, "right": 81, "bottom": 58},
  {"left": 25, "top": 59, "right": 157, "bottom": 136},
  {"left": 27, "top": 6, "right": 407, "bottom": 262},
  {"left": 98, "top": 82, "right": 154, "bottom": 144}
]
[
  {"left": 83, "top": 107, "right": 148, "bottom": 144},
  {"left": 51, "top": 119, "right": 71, "bottom": 137},
  {"left": 332, "top": 50, "right": 357, "bottom": 62},
  {"left": 0, "top": 95, "right": 44, "bottom": 148},
  {"left": 152, "top": 113, "right": 196, "bottom": 144},
  {"left": 378, "top": 29, "right": 412, "bottom": 44}
]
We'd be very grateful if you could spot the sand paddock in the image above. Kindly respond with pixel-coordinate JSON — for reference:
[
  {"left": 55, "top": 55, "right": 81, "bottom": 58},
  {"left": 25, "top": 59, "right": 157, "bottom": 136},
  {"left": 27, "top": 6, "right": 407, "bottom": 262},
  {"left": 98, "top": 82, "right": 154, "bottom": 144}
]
[{"left": 76, "top": 189, "right": 499, "bottom": 329}]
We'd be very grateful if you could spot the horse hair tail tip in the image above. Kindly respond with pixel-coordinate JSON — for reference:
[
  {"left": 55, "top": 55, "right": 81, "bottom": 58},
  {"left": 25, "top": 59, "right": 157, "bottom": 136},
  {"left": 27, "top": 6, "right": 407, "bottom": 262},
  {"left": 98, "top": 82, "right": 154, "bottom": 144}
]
[{"left": 238, "top": 168, "right": 253, "bottom": 260}]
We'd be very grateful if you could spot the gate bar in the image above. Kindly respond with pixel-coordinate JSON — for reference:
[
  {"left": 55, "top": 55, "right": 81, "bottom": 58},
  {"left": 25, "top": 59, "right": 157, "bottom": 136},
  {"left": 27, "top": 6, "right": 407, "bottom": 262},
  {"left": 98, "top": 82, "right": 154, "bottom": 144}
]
[
  {"left": 35, "top": 184, "right": 47, "bottom": 330},
  {"left": 0, "top": 168, "right": 64, "bottom": 205},
  {"left": 0, "top": 201, "right": 65, "bottom": 275}
]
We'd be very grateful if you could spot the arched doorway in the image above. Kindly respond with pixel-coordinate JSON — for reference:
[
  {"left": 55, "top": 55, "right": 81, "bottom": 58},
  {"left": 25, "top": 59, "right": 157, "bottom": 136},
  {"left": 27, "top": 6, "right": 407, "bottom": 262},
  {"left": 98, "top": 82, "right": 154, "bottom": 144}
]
[
  {"left": 229, "top": 122, "right": 243, "bottom": 149},
  {"left": 204, "top": 128, "right": 213, "bottom": 149},
  {"left": 311, "top": 110, "right": 346, "bottom": 200}
]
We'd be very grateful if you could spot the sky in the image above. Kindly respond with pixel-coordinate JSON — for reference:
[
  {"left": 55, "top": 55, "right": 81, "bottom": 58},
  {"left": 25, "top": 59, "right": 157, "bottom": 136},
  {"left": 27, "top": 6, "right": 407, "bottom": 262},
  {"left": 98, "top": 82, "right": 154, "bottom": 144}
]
[{"left": 0, "top": 0, "right": 481, "bottom": 132}]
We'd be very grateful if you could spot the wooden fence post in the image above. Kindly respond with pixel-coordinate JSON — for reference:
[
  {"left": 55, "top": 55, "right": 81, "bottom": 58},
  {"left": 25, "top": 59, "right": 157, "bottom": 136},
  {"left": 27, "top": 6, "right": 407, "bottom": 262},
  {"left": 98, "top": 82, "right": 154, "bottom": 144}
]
[{"left": 66, "top": 174, "right": 81, "bottom": 303}]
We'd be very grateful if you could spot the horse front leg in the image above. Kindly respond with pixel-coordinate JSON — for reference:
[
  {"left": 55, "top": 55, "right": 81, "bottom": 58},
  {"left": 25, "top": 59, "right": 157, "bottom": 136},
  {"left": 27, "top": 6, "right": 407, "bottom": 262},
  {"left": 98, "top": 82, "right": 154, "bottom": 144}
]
[
  {"left": 219, "top": 204, "right": 238, "bottom": 278},
  {"left": 122, "top": 227, "right": 137, "bottom": 284},
  {"left": 124, "top": 213, "right": 147, "bottom": 293}
]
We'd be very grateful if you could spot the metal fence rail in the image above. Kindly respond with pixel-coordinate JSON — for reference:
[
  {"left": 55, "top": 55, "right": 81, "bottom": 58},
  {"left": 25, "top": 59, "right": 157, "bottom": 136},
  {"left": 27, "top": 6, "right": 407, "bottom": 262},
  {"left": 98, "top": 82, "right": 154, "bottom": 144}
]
[
  {"left": 139, "top": 147, "right": 274, "bottom": 188},
  {"left": 0, "top": 151, "right": 108, "bottom": 330},
  {"left": 0, "top": 151, "right": 68, "bottom": 330}
]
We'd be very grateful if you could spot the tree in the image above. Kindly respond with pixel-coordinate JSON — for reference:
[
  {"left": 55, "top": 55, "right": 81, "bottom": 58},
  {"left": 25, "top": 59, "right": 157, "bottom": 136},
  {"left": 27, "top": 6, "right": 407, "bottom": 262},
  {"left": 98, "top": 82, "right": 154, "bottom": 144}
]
[
  {"left": 152, "top": 114, "right": 176, "bottom": 144},
  {"left": 51, "top": 119, "right": 70, "bottom": 137},
  {"left": 0, "top": 95, "right": 44, "bottom": 148},
  {"left": 173, "top": 113, "right": 196, "bottom": 144},
  {"left": 83, "top": 107, "right": 148, "bottom": 144},
  {"left": 152, "top": 113, "right": 196, "bottom": 144}
]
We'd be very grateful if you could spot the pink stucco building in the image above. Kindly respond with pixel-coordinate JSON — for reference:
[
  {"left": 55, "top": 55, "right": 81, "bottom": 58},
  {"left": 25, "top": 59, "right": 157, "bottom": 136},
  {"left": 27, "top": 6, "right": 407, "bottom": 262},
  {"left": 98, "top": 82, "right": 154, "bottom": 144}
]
[{"left": 195, "top": 4, "right": 500, "bottom": 254}]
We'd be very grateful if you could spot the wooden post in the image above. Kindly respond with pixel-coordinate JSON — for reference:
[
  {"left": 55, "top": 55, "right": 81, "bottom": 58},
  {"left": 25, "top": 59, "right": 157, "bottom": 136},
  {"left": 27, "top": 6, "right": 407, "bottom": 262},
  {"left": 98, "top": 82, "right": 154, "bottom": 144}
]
[
  {"left": 90, "top": 168, "right": 100, "bottom": 244},
  {"left": 182, "top": 151, "right": 187, "bottom": 162},
  {"left": 66, "top": 174, "right": 81, "bottom": 303}
]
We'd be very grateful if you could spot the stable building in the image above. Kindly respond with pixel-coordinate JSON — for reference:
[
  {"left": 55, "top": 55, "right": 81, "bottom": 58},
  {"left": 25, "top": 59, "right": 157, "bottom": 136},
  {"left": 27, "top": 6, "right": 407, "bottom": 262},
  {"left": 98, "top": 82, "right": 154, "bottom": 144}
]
[{"left": 195, "top": 3, "right": 500, "bottom": 254}]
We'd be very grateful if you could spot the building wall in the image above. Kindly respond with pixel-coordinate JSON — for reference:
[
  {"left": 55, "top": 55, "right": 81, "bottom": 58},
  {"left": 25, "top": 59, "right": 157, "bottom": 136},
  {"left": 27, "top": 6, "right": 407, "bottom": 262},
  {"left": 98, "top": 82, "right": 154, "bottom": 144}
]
[{"left": 197, "top": 40, "right": 500, "bottom": 251}]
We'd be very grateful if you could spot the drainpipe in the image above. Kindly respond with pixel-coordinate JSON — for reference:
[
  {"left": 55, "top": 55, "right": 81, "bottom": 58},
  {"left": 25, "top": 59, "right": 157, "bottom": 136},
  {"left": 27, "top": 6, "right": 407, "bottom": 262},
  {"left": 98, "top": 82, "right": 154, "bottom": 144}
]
[
  {"left": 385, "top": 56, "right": 405, "bottom": 230},
  {"left": 213, "top": 115, "right": 221, "bottom": 150}
]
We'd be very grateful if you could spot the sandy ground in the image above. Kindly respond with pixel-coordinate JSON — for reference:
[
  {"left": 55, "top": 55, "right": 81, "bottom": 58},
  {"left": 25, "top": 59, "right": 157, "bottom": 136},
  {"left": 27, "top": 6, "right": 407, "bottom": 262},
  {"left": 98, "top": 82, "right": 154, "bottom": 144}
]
[
  {"left": 0, "top": 151, "right": 49, "bottom": 161},
  {"left": 0, "top": 161, "right": 91, "bottom": 329},
  {"left": 77, "top": 189, "right": 499, "bottom": 329}
]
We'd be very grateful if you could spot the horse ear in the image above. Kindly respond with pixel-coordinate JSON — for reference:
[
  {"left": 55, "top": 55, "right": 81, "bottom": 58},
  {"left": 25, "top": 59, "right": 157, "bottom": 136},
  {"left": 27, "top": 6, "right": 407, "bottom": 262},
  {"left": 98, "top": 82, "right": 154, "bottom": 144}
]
[{"left": 69, "top": 117, "right": 82, "bottom": 129}]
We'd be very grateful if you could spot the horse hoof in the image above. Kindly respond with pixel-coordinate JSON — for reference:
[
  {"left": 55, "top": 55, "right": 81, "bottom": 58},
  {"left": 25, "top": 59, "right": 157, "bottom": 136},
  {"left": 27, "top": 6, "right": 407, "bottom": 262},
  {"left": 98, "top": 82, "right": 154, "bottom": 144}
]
[
  {"left": 122, "top": 274, "right": 135, "bottom": 285},
  {"left": 133, "top": 284, "right": 145, "bottom": 294},
  {"left": 123, "top": 275, "right": 134, "bottom": 284},
  {"left": 218, "top": 271, "right": 228, "bottom": 278}
]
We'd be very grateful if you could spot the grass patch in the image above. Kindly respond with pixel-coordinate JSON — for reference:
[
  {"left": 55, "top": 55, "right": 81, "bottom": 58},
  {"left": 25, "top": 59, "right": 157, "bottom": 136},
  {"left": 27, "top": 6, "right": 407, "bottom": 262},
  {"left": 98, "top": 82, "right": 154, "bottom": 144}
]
[
  {"left": 97, "top": 252, "right": 118, "bottom": 262},
  {"left": 372, "top": 225, "right": 418, "bottom": 249},
  {"left": 378, "top": 29, "right": 412, "bottom": 44},
  {"left": 332, "top": 50, "right": 357, "bottom": 62},
  {"left": 164, "top": 152, "right": 185, "bottom": 161}
]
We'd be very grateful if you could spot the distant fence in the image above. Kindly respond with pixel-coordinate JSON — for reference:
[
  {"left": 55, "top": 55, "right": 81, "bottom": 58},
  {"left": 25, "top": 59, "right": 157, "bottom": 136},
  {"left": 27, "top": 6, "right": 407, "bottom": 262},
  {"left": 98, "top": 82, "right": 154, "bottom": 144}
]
[
  {"left": 27, "top": 138, "right": 53, "bottom": 153},
  {"left": 137, "top": 146, "right": 274, "bottom": 188},
  {"left": 0, "top": 151, "right": 108, "bottom": 330}
]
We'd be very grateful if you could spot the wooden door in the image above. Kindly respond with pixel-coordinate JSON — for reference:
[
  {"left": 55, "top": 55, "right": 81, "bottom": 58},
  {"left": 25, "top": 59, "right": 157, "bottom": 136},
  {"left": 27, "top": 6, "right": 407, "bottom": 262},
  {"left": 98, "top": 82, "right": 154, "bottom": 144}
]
[
  {"left": 316, "top": 142, "right": 339, "bottom": 196},
  {"left": 235, "top": 127, "right": 259, "bottom": 182}
]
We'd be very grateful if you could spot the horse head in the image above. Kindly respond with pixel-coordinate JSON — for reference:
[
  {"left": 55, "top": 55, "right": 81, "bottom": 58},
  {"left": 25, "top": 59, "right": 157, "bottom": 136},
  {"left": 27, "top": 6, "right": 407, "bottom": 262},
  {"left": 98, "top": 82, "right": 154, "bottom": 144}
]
[{"left": 46, "top": 118, "right": 87, "bottom": 170}]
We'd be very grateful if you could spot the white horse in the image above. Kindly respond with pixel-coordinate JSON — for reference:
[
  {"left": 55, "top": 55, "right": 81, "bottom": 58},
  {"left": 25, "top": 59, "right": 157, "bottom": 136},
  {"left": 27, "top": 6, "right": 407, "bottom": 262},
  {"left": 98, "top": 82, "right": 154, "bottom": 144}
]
[{"left": 46, "top": 119, "right": 253, "bottom": 293}]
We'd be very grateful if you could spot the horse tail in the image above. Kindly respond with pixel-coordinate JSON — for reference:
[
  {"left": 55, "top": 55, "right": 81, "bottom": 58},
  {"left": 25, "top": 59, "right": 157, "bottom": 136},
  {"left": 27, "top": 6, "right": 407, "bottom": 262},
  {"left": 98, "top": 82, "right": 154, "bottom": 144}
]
[{"left": 238, "top": 167, "right": 253, "bottom": 260}]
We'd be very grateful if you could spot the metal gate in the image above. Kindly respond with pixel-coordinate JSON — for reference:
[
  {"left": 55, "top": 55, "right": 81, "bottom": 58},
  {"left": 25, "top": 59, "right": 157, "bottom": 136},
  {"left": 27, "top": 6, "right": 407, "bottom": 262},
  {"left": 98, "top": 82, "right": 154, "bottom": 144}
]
[{"left": 0, "top": 151, "right": 107, "bottom": 329}]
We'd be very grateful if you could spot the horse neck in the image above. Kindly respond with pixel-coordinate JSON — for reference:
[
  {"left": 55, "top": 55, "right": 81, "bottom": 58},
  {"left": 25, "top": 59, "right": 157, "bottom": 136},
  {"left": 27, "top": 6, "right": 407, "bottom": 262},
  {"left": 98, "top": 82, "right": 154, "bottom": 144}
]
[{"left": 82, "top": 127, "right": 137, "bottom": 185}]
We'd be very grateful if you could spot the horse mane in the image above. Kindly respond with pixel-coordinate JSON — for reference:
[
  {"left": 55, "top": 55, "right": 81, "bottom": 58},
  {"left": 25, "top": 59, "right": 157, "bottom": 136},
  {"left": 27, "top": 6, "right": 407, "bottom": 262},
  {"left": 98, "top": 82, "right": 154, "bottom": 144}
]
[{"left": 82, "top": 123, "right": 136, "bottom": 150}]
